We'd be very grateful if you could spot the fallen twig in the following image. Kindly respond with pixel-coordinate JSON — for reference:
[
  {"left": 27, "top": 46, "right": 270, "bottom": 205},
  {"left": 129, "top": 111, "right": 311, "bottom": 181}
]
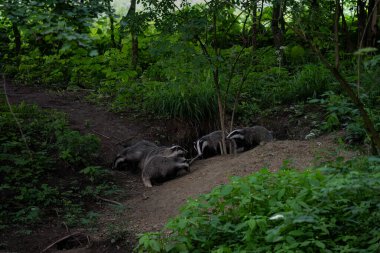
[
  {"left": 2, "top": 74, "right": 32, "bottom": 158},
  {"left": 41, "top": 231, "right": 82, "bottom": 252},
  {"left": 189, "top": 154, "right": 201, "bottom": 165},
  {"left": 91, "top": 130, "right": 111, "bottom": 139},
  {"left": 96, "top": 195, "right": 123, "bottom": 206}
]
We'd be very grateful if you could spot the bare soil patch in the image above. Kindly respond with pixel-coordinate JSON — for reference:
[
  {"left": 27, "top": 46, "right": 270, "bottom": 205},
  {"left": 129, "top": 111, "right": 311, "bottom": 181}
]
[{"left": 2, "top": 81, "right": 357, "bottom": 252}]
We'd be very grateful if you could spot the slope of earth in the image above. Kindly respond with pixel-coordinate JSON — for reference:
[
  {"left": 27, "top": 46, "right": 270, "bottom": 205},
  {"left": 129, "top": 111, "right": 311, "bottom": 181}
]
[
  {"left": 109, "top": 134, "right": 356, "bottom": 236},
  {"left": 2, "top": 81, "right": 357, "bottom": 252}
]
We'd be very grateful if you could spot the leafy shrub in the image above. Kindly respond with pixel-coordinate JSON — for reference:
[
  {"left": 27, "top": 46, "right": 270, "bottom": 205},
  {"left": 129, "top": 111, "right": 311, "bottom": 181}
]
[
  {"left": 309, "top": 91, "right": 380, "bottom": 145},
  {"left": 57, "top": 131, "right": 99, "bottom": 168},
  {"left": 0, "top": 101, "right": 111, "bottom": 227},
  {"left": 289, "top": 64, "right": 335, "bottom": 100},
  {"left": 289, "top": 45, "right": 306, "bottom": 63},
  {"left": 137, "top": 157, "right": 380, "bottom": 252},
  {"left": 361, "top": 54, "right": 380, "bottom": 107},
  {"left": 12, "top": 49, "right": 68, "bottom": 87}
]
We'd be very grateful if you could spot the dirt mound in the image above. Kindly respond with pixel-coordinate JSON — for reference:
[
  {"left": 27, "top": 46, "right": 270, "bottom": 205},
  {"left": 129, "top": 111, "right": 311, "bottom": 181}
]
[{"left": 112, "top": 134, "right": 355, "bottom": 235}]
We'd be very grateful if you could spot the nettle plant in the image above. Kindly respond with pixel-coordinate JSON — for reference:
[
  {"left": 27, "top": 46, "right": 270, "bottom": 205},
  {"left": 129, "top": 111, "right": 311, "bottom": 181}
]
[{"left": 137, "top": 157, "right": 380, "bottom": 252}]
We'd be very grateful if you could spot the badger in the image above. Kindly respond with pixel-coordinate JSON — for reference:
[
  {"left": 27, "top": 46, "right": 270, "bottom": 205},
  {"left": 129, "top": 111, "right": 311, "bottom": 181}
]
[
  {"left": 227, "top": 126, "right": 273, "bottom": 151},
  {"left": 112, "top": 140, "right": 158, "bottom": 170},
  {"left": 193, "top": 130, "right": 237, "bottom": 159},
  {"left": 113, "top": 140, "right": 187, "bottom": 171},
  {"left": 141, "top": 155, "right": 190, "bottom": 187},
  {"left": 139, "top": 145, "right": 187, "bottom": 169}
]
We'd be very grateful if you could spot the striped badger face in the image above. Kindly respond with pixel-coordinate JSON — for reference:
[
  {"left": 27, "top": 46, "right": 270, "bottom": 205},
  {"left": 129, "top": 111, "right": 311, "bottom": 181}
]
[
  {"left": 194, "top": 138, "right": 209, "bottom": 156},
  {"left": 141, "top": 155, "right": 190, "bottom": 187},
  {"left": 169, "top": 145, "right": 187, "bottom": 157},
  {"left": 226, "top": 129, "right": 245, "bottom": 140},
  {"left": 193, "top": 131, "right": 226, "bottom": 158}
]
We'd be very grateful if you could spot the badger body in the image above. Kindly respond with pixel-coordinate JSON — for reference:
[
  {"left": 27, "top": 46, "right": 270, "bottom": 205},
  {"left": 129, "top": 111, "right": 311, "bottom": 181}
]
[
  {"left": 139, "top": 145, "right": 187, "bottom": 169},
  {"left": 227, "top": 126, "right": 273, "bottom": 151},
  {"left": 112, "top": 140, "right": 158, "bottom": 170},
  {"left": 141, "top": 155, "right": 190, "bottom": 187},
  {"left": 113, "top": 140, "right": 187, "bottom": 172},
  {"left": 194, "top": 130, "right": 236, "bottom": 159}
]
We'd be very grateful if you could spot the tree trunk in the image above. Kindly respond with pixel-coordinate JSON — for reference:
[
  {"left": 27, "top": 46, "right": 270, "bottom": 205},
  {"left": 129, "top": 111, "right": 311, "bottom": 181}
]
[
  {"left": 340, "top": 2, "right": 354, "bottom": 51},
  {"left": 365, "top": 0, "right": 380, "bottom": 47},
  {"left": 271, "top": 0, "right": 284, "bottom": 49},
  {"left": 251, "top": 1, "right": 258, "bottom": 49},
  {"left": 334, "top": 0, "right": 340, "bottom": 69},
  {"left": 107, "top": 0, "right": 116, "bottom": 48},
  {"left": 280, "top": 0, "right": 287, "bottom": 33},
  {"left": 212, "top": 8, "right": 227, "bottom": 154},
  {"left": 11, "top": 22, "right": 21, "bottom": 55},
  {"left": 127, "top": 0, "right": 138, "bottom": 69},
  {"left": 258, "top": 0, "right": 264, "bottom": 33},
  {"left": 309, "top": 0, "right": 319, "bottom": 18},
  {"left": 131, "top": 33, "right": 138, "bottom": 69},
  {"left": 357, "top": 0, "right": 367, "bottom": 48}
]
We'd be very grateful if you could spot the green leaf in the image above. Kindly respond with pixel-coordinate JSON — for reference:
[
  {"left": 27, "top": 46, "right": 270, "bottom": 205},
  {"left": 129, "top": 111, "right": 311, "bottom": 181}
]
[
  {"left": 354, "top": 47, "right": 378, "bottom": 55},
  {"left": 314, "top": 240, "right": 325, "bottom": 249},
  {"left": 149, "top": 240, "right": 161, "bottom": 252},
  {"left": 89, "top": 50, "right": 99, "bottom": 57},
  {"left": 293, "top": 215, "right": 315, "bottom": 224},
  {"left": 220, "top": 185, "right": 233, "bottom": 196},
  {"left": 277, "top": 188, "right": 285, "bottom": 199}
]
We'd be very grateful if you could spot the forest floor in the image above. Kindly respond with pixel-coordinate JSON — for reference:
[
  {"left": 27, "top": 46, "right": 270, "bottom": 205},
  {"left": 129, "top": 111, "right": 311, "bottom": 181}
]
[{"left": 3, "top": 81, "right": 358, "bottom": 253}]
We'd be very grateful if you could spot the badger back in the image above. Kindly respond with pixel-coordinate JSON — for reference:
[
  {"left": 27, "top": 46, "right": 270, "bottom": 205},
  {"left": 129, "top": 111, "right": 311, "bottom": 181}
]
[
  {"left": 112, "top": 140, "right": 157, "bottom": 169},
  {"left": 140, "top": 145, "right": 186, "bottom": 170},
  {"left": 248, "top": 126, "right": 273, "bottom": 144}
]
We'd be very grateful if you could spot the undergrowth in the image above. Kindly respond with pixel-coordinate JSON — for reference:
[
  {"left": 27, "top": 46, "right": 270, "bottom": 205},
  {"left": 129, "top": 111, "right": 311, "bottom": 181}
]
[
  {"left": 137, "top": 156, "right": 380, "bottom": 252},
  {"left": 0, "top": 100, "right": 118, "bottom": 230}
]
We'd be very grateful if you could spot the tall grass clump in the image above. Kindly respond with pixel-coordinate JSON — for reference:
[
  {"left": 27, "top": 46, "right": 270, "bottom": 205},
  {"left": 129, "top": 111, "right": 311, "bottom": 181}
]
[
  {"left": 137, "top": 157, "right": 380, "bottom": 252},
  {"left": 143, "top": 81, "right": 218, "bottom": 123}
]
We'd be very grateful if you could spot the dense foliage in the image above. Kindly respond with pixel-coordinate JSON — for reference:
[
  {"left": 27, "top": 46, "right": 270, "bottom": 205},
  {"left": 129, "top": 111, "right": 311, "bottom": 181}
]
[
  {"left": 137, "top": 157, "right": 380, "bottom": 252},
  {"left": 1, "top": 0, "right": 379, "bottom": 134},
  {"left": 0, "top": 100, "right": 116, "bottom": 229}
]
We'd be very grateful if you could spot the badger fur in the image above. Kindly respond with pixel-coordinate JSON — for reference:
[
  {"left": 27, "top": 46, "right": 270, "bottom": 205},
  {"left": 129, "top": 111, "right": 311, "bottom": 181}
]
[
  {"left": 141, "top": 155, "right": 190, "bottom": 187},
  {"left": 139, "top": 145, "right": 187, "bottom": 169},
  {"left": 193, "top": 130, "right": 237, "bottom": 158},
  {"left": 112, "top": 140, "right": 158, "bottom": 170},
  {"left": 227, "top": 126, "right": 273, "bottom": 151}
]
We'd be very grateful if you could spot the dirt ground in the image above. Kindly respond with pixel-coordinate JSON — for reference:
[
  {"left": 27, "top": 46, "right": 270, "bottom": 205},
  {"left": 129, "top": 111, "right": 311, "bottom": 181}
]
[{"left": 2, "top": 81, "right": 357, "bottom": 252}]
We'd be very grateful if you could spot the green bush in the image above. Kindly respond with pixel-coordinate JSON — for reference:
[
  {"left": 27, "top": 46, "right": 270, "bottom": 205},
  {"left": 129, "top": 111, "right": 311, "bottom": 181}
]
[
  {"left": 309, "top": 91, "right": 380, "bottom": 145},
  {"left": 137, "top": 157, "right": 380, "bottom": 252},
  {"left": 12, "top": 49, "right": 68, "bottom": 87},
  {"left": 0, "top": 101, "right": 111, "bottom": 227},
  {"left": 57, "top": 131, "right": 100, "bottom": 167}
]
